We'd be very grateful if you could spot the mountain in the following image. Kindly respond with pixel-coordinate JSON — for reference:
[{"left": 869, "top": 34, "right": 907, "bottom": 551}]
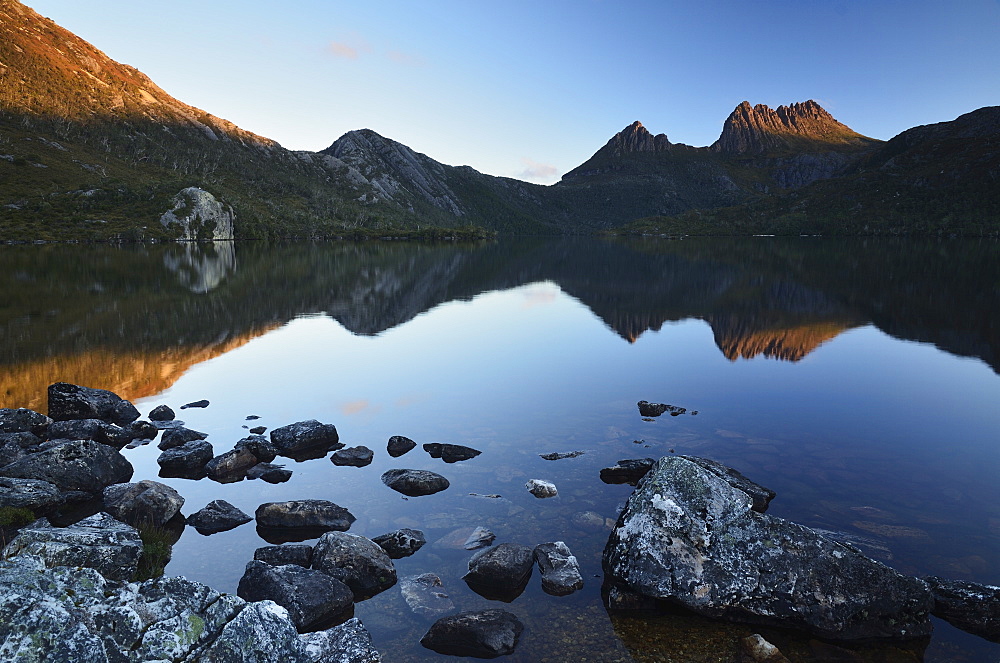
[{"left": 712, "top": 100, "right": 875, "bottom": 154}]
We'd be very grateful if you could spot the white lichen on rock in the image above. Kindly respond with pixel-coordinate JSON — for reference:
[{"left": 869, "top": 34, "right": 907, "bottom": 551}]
[{"left": 159, "top": 187, "right": 235, "bottom": 241}]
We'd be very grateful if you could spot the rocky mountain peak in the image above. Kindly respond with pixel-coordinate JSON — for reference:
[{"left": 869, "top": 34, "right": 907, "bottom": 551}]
[
  {"left": 712, "top": 99, "right": 871, "bottom": 154},
  {"left": 607, "top": 121, "right": 672, "bottom": 156}
]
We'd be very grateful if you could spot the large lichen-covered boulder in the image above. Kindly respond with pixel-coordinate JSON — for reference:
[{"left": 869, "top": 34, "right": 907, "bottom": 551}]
[
  {"left": 603, "top": 456, "right": 933, "bottom": 641},
  {"left": 0, "top": 553, "right": 381, "bottom": 662},
  {"left": 0, "top": 407, "right": 51, "bottom": 435},
  {"left": 2, "top": 512, "right": 143, "bottom": 582},
  {"left": 237, "top": 560, "right": 354, "bottom": 632},
  {"left": 0, "top": 439, "right": 133, "bottom": 497},
  {"left": 159, "top": 187, "right": 235, "bottom": 241},
  {"left": 312, "top": 531, "right": 397, "bottom": 601}
]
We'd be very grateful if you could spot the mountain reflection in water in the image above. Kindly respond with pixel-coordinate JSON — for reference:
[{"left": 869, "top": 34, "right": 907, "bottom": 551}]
[{"left": 1, "top": 237, "right": 997, "bottom": 410}]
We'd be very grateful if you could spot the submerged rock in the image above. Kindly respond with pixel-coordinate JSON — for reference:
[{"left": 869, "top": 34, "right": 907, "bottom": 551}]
[
  {"left": 102, "top": 479, "right": 184, "bottom": 528},
  {"left": 534, "top": 541, "right": 584, "bottom": 596},
  {"left": 420, "top": 609, "right": 523, "bottom": 658},
  {"left": 525, "top": 478, "right": 557, "bottom": 498},
  {"left": 372, "top": 528, "right": 426, "bottom": 559},
  {"left": 3, "top": 512, "right": 142, "bottom": 582},
  {"left": 401, "top": 573, "right": 456, "bottom": 619},
  {"left": 603, "top": 456, "right": 933, "bottom": 641},
  {"left": 926, "top": 576, "right": 1000, "bottom": 642},
  {"left": 464, "top": 526, "right": 496, "bottom": 550},
  {"left": 381, "top": 469, "right": 449, "bottom": 496},
  {"left": 312, "top": 531, "right": 397, "bottom": 600},
  {"left": 464, "top": 543, "right": 534, "bottom": 602},
  {"left": 423, "top": 443, "right": 481, "bottom": 463},
  {"left": 188, "top": 499, "right": 252, "bottom": 535},
  {"left": 48, "top": 382, "right": 139, "bottom": 426},
  {"left": 740, "top": 634, "right": 791, "bottom": 663},
  {"left": 238, "top": 560, "right": 354, "bottom": 632},
  {"left": 387, "top": 435, "right": 416, "bottom": 457}
]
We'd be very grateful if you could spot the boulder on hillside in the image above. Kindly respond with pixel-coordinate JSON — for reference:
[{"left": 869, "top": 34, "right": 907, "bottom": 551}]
[
  {"left": 603, "top": 456, "right": 933, "bottom": 641},
  {"left": 102, "top": 480, "right": 184, "bottom": 528},
  {"left": 47, "top": 382, "right": 139, "bottom": 426}
]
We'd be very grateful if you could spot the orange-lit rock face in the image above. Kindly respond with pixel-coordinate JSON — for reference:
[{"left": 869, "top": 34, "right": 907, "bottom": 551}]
[
  {"left": 0, "top": 327, "right": 275, "bottom": 412},
  {"left": 713, "top": 322, "right": 856, "bottom": 362}
]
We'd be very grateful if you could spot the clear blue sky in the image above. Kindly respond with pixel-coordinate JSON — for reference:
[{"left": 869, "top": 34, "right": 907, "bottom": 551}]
[{"left": 26, "top": 0, "right": 1000, "bottom": 184}]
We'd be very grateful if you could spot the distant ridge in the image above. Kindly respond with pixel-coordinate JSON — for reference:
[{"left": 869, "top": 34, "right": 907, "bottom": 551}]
[{"left": 711, "top": 100, "right": 875, "bottom": 154}]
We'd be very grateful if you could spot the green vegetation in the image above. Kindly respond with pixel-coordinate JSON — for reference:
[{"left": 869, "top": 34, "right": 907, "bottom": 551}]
[
  {"left": 0, "top": 506, "right": 35, "bottom": 547},
  {"left": 134, "top": 524, "right": 174, "bottom": 581}
]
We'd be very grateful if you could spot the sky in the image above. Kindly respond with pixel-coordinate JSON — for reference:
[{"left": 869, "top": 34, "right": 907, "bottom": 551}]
[{"left": 25, "top": 0, "right": 1000, "bottom": 184}]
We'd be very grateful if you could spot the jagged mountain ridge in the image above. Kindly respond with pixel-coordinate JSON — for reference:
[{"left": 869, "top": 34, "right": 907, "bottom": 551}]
[{"left": 712, "top": 100, "right": 875, "bottom": 154}]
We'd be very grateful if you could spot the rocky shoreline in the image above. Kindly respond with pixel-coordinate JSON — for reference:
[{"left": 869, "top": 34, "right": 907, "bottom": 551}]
[{"left": 2, "top": 386, "right": 998, "bottom": 661}]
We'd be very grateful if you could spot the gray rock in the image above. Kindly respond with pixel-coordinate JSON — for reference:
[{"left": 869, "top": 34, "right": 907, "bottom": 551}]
[
  {"left": 740, "top": 634, "right": 791, "bottom": 663},
  {"left": 387, "top": 435, "right": 416, "bottom": 457},
  {"left": 0, "top": 432, "right": 37, "bottom": 468},
  {"left": 300, "top": 618, "right": 382, "bottom": 662},
  {"left": 423, "top": 442, "right": 481, "bottom": 463},
  {"left": 539, "top": 450, "right": 585, "bottom": 460},
  {"left": 420, "top": 609, "right": 523, "bottom": 658},
  {"left": 599, "top": 458, "right": 656, "bottom": 485},
  {"left": 331, "top": 445, "right": 374, "bottom": 467},
  {"left": 312, "top": 531, "right": 397, "bottom": 600},
  {"left": 206, "top": 447, "right": 259, "bottom": 482},
  {"left": 238, "top": 560, "right": 353, "bottom": 632},
  {"left": 103, "top": 479, "right": 184, "bottom": 528},
  {"left": 0, "top": 476, "right": 64, "bottom": 510},
  {"left": 158, "top": 426, "right": 208, "bottom": 450},
  {"left": 372, "top": 528, "right": 426, "bottom": 559},
  {"left": 180, "top": 399, "right": 210, "bottom": 409},
  {"left": 125, "top": 419, "right": 158, "bottom": 442},
  {"left": 255, "top": 544, "right": 314, "bottom": 568},
  {"left": 188, "top": 499, "right": 252, "bottom": 535},
  {"left": 249, "top": 425, "right": 267, "bottom": 435},
  {"left": 235, "top": 434, "right": 278, "bottom": 463},
  {"left": 271, "top": 420, "right": 342, "bottom": 458},
  {"left": 148, "top": 404, "right": 175, "bottom": 421},
  {"left": 637, "top": 400, "right": 687, "bottom": 417},
  {"left": 464, "top": 526, "right": 496, "bottom": 550},
  {"left": 47, "top": 418, "right": 131, "bottom": 447},
  {"left": 247, "top": 462, "right": 293, "bottom": 483},
  {"left": 47, "top": 382, "right": 140, "bottom": 426},
  {"left": 463, "top": 543, "right": 534, "bottom": 602},
  {"left": 534, "top": 541, "right": 584, "bottom": 596},
  {"left": 0, "top": 407, "right": 51, "bottom": 435},
  {"left": 401, "top": 573, "right": 456, "bottom": 618},
  {"left": 926, "top": 576, "right": 1000, "bottom": 642},
  {"left": 256, "top": 500, "right": 356, "bottom": 532},
  {"left": 381, "top": 468, "right": 449, "bottom": 496},
  {"left": 603, "top": 456, "right": 933, "bottom": 640},
  {"left": 159, "top": 187, "right": 234, "bottom": 241},
  {"left": 3, "top": 512, "right": 142, "bottom": 581},
  {"left": 157, "top": 439, "right": 214, "bottom": 478},
  {"left": 680, "top": 455, "right": 776, "bottom": 512},
  {"left": 525, "top": 478, "right": 557, "bottom": 498},
  {"left": 0, "top": 438, "right": 133, "bottom": 496}
]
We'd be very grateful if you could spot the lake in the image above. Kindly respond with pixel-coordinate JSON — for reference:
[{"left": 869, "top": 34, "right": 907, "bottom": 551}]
[{"left": 1, "top": 237, "right": 998, "bottom": 662}]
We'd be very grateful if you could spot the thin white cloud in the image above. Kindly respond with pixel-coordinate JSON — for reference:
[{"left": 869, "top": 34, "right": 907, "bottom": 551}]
[
  {"left": 386, "top": 50, "right": 425, "bottom": 67},
  {"left": 516, "top": 157, "right": 559, "bottom": 181},
  {"left": 326, "top": 35, "right": 372, "bottom": 60}
]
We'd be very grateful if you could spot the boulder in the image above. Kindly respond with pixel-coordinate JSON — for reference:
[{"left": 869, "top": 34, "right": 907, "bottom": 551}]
[
  {"left": 157, "top": 439, "right": 214, "bottom": 479},
  {"left": 247, "top": 462, "right": 293, "bottom": 483},
  {"left": 0, "top": 477, "right": 64, "bottom": 510},
  {"left": 372, "top": 528, "right": 426, "bottom": 559},
  {"left": 47, "top": 382, "right": 139, "bottom": 426},
  {"left": 312, "top": 531, "right": 397, "bottom": 600},
  {"left": 255, "top": 544, "right": 314, "bottom": 568},
  {"left": 238, "top": 560, "right": 354, "bottom": 632},
  {"left": 102, "top": 480, "right": 184, "bottom": 528},
  {"left": 420, "top": 609, "right": 523, "bottom": 658},
  {"left": 300, "top": 618, "right": 382, "bottom": 663},
  {"left": 381, "top": 469, "right": 449, "bottom": 496},
  {"left": 603, "top": 456, "right": 933, "bottom": 641},
  {"left": 525, "top": 478, "right": 557, "bottom": 498},
  {"left": 463, "top": 543, "right": 534, "bottom": 602},
  {"left": 180, "top": 399, "right": 210, "bottom": 409},
  {"left": 534, "top": 541, "right": 584, "bottom": 596},
  {"left": 680, "top": 455, "right": 776, "bottom": 512},
  {"left": 0, "top": 431, "right": 37, "bottom": 467},
  {"left": 926, "top": 576, "right": 1000, "bottom": 642},
  {"left": 270, "top": 420, "right": 342, "bottom": 458},
  {"left": 158, "top": 426, "right": 208, "bottom": 450},
  {"left": 463, "top": 526, "right": 496, "bottom": 550},
  {"left": 331, "top": 446, "right": 374, "bottom": 467},
  {"left": 599, "top": 458, "right": 655, "bottom": 485},
  {"left": 148, "top": 404, "right": 175, "bottom": 422},
  {"left": 539, "top": 450, "right": 585, "bottom": 460},
  {"left": 255, "top": 500, "right": 356, "bottom": 532},
  {"left": 423, "top": 443, "right": 481, "bottom": 463},
  {"left": 235, "top": 434, "right": 278, "bottom": 463},
  {"left": 637, "top": 400, "right": 687, "bottom": 417},
  {"left": 387, "top": 435, "right": 416, "bottom": 458},
  {"left": 0, "top": 407, "right": 51, "bottom": 435},
  {"left": 205, "top": 447, "right": 259, "bottom": 482},
  {"left": 401, "top": 573, "right": 456, "bottom": 618},
  {"left": 740, "top": 634, "right": 791, "bottom": 663},
  {"left": 249, "top": 425, "right": 267, "bottom": 435},
  {"left": 125, "top": 420, "right": 158, "bottom": 442},
  {"left": 46, "top": 418, "right": 133, "bottom": 448},
  {"left": 159, "top": 187, "right": 234, "bottom": 241},
  {"left": 2, "top": 512, "right": 142, "bottom": 581},
  {"left": 0, "top": 438, "right": 133, "bottom": 496},
  {"left": 187, "top": 499, "right": 252, "bottom": 535}
]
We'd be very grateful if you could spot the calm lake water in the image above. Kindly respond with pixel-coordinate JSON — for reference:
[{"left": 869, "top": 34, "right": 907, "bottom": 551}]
[{"left": 2, "top": 237, "right": 999, "bottom": 662}]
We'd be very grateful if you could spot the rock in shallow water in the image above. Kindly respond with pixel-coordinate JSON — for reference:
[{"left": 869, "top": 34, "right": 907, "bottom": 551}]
[
  {"left": 464, "top": 543, "right": 534, "bottom": 602},
  {"left": 271, "top": 420, "right": 342, "bottom": 458},
  {"left": 381, "top": 469, "right": 449, "bottom": 496},
  {"left": 157, "top": 439, "right": 214, "bottom": 478},
  {"left": 0, "top": 438, "right": 133, "bottom": 497},
  {"left": 312, "top": 531, "right": 397, "bottom": 600},
  {"left": 372, "top": 528, "right": 426, "bottom": 559},
  {"left": 102, "top": 479, "right": 184, "bottom": 528},
  {"left": 423, "top": 442, "right": 481, "bottom": 463},
  {"left": 0, "top": 407, "right": 51, "bottom": 435},
  {"left": 602, "top": 456, "right": 933, "bottom": 641},
  {"left": 255, "top": 544, "right": 314, "bottom": 568},
  {"left": 525, "top": 478, "right": 557, "bottom": 498},
  {"left": 188, "top": 499, "right": 252, "bottom": 535},
  {"left": 256, "top": 499, "right": 356, "bottom": 532},
  {"left": 386, "top": 435, "right": 416, "bottom": 457},
  {"left": 926, "top": 576, "right": 1000, "bottom": 642},
  {"left": 47, "top": 382, "right": 140, "bottom": 426},
  {"left": 0, "top": 476, "right": 64, "bottom": 510},
  {"left": 238, "top": 560, "right": 354, "bottom": 632},
  {"left": 679, "top": 454, "right": 776, "bottom": 512},
  {"left": 420, "top": 609, "right": 523, "bottom": 658},
  {"left": 332, "top": 445, "right": 374, "bottom": 467},
  {"left": 534, "top": 541, "right": 584, "bottom": 596},
  {"left": 599, "top": 458, "right": 655, "bottom": 485},
  {"left": 401, "top": 573, "right": 456, "bottom": 618}
]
